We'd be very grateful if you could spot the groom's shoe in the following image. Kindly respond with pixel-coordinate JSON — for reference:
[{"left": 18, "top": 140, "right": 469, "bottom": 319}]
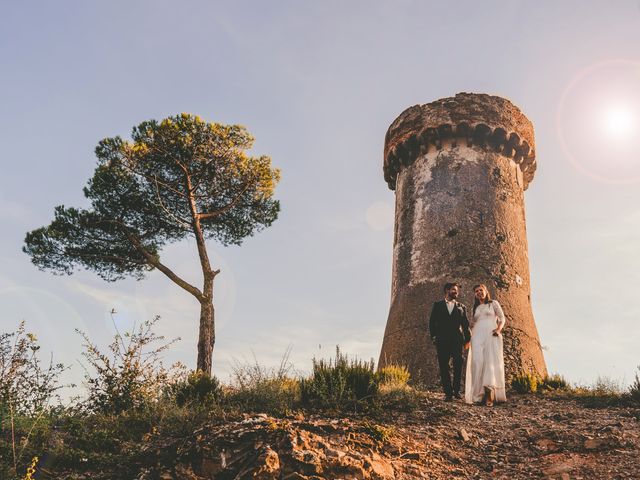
[
  {"left": 453, "top": 392, "right": 462, "bottom": 400},
  {"left": 444, "top": 394, "right": 453, "bottom": 402}
]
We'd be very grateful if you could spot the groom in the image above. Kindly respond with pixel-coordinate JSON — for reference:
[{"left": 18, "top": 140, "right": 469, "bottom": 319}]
[{"left": 428, "top": 282, "right": 471, "bottom": 401}]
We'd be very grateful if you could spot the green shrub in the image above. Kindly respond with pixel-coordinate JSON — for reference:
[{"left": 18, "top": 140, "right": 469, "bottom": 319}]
[
  {"left": 0, "top": 413, "right": 56, "bottom": 480},
  {"left": 300, "top": 347, "right": 377, "bottom": 408},
  {"left": 0, "top": 321, "right": 67, "bottom": 416},
  {"left": 0, "top": 322, "right": 67, "bottom": 479},
  {"left": 227, "top": 377, "right": 300, "bottom": 415},
  {"left": 375, "top": 385, "right": 420, "bottom": 413},
  {"left": 49, "top": 409, "right": 156, "bottom": 477},
  {"left": 77, "top": 315, "right": 183, "bottom": 415},
  {"left": 566, "top": 376, "right": 625, "bottom": 407},
  {"left": 590, "top": 376, "right": 624, "bottom": 396},
  {"left": 376, "top": 365, "right": 410, "bottom": 388},
  {"left": 372, "top": 364, "right": 418, "bottom": 411},
  {"left": 510, "top": 372, "right": 539, "bottom": 393},
  {"left": 226, "top": 350, "right": 300, "bottom": 414},
  {"left": 171, "top": 370, "right": 221, "bottom": 408},
  {"left": 47, "top": 396, "right": 222, "bottom": 478},
  {"left": 362, "top": 420, "right": 395, "bottom": 444},
  {"left": 630, "top": 366, "right": 640, "bottom": 403},
  {"left": 540, "top": 373, "right": 570, "bottom": 391}
]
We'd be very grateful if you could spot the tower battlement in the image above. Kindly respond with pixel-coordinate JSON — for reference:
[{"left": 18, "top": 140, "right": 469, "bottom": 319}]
[{"left": 383, "top": 93, "right": 536, "bottom": 190}]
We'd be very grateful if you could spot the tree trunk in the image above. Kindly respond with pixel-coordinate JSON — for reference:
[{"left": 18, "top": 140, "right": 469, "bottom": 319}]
[
  {"left": 183, "top": 170, "right": 219, "bottom": 377},
  {"left": 196, "top": 281, "right": 215, "bottom": 376}
]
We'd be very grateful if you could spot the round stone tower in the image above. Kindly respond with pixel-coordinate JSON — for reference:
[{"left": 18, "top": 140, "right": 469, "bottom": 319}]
[{"left": 378, "top": 92, "right": 547, "bottom": 386}]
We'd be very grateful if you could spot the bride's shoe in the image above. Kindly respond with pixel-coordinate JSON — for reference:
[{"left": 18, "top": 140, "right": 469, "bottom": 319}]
[{"left": 484, "top": 386, "right": 495, "bottom": 407}]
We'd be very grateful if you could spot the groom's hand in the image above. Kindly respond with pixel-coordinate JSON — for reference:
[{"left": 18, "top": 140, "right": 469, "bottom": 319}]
[{"left": 464, "top": 342, "right": 470, "bottom": 350}]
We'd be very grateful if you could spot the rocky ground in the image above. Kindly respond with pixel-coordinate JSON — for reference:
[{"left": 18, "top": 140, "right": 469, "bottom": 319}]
[{"left": 139, "top": 392, "right": 640, "bottom": 480}]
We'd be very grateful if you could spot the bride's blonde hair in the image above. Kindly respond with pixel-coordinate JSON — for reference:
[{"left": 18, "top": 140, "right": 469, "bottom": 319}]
[{"left": 472, "top": 284, "right": 492, "bottom": 314}]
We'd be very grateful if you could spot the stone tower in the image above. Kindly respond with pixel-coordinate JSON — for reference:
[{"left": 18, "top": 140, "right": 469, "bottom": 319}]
[{"left": 378, "top": 93, "right": 547, "bottom": 386}]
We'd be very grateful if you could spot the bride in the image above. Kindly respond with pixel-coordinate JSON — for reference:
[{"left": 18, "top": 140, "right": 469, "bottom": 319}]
[{"left": 464, "top": 284, "right": 507, "bottom": 406}]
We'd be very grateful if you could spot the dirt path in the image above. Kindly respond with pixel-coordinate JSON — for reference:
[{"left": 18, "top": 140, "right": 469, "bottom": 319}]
[{"left": 383, "top": 392, "right": 640, "bottom": 479}]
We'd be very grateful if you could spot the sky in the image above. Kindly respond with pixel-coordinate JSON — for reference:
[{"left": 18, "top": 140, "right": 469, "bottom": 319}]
[{"left": 1, "top": 1, "right": 639, "bottom": 394}]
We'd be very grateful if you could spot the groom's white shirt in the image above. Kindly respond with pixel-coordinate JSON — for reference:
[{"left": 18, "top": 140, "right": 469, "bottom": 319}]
[{"left": 445, "top": 298, "right": 455, "bottom": 314}]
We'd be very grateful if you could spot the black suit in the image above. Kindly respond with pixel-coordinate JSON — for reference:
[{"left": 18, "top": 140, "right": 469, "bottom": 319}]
[{"left": 428, "top": 300, "right": 471, "bottom": 396}]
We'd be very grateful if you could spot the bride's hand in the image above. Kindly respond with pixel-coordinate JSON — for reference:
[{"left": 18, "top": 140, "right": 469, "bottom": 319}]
[{"left": 492, "top": 328, "right": 501, "bottom": 337}]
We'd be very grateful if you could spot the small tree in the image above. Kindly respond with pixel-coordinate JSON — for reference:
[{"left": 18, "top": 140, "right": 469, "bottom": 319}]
[
  {"left": 77, "top": 315, "right": 183, "bottom": 414},
  {"left": 24, "top": 114, "right": 280, "bottom": 375}
]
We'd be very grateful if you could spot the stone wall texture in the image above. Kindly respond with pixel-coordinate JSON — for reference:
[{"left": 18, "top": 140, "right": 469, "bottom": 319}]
[{"left": 378, "top": 92, "right": 547, "bottom": 386}]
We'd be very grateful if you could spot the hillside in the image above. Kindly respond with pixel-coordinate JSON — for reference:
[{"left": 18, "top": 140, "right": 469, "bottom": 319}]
[{"left": 58, "top": 392, "right": 639, "bottom": 480}]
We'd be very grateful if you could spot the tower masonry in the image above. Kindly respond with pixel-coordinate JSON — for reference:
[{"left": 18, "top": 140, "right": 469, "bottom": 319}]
[{"left": 378, "top": 92, "right": 547, "bottom": 386}]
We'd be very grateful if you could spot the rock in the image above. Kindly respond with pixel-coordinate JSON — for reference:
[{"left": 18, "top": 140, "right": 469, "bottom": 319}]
[
  {"left": 542, "top": 454, "right": 582, "bottom": 476},
  {"left": 323, "top": 447, "right": 346, "bottom": 459},
  {"left": 290, "top": 448, "right": 324, "bottom": 475},
  {"left": 458, "top": 428, "right": 470, "bottom": 442},
  {"left": 251, "top": 446, "right": 281, "bottom": 479},
  {"left": 535, "top": 438, "right": 558, "bottom": 451},
  {"left": 584, "top": 437, "right": 606, "bottom": 450},
  {"left": 200, "top": 454, "right": 226, "bottom": 477},
  {"left": 333, "top": 454, "right": 366, "bottom": 477},
  {"left": 364, "top": 452, "right": 395, "bottom": 479},
  {"left": 442, "top": 449, "right": 461, "bottom": 465},
  {"left": 399, "top": 452, "right": 421, "bottom": 460},
  {"left": 543, "top": 462, "right": 574, "bottom": 476}
]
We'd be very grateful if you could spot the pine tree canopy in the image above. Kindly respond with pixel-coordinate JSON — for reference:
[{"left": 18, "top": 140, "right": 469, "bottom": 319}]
[{"left": 24, "top": 113, "right": 281, "bottom": 283}]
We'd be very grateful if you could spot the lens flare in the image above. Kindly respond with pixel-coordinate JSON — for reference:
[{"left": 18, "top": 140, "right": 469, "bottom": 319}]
[{"left": 557, "top": 59, "right": 640, "bottom": 183}]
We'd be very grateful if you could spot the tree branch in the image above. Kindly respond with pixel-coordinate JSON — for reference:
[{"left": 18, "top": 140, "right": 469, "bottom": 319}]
[
  {"left": 119, "top": 150, "right": 188, "bottom": 198},
  {"left": 179, "top": 163, "right": 218, "bottom": 285},
  {"left": 125, "top": 231, "right": 204, "bottom": 300},
  {"left": 96, "top": 218, "right": 204, "bottom": 301},
  {"left": 153, "top": 175, "right": 193, "bottom": 229},
  {"left": 198, "top": 180, "right": 253, "bottom": 222},
  {"left": 72, "top": 252, "right": 148, "bottom": 266}
]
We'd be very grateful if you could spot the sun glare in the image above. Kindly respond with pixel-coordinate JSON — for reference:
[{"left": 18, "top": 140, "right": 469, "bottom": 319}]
[
  {"left": 603, "top": 105, "right": 635, "bottom": 139},
  {"left": 557, "top": 59, "right": 640, "bottom": 183}
]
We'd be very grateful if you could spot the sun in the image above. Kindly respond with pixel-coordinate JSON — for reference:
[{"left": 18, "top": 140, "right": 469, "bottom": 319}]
[
  {"left": 602, "top": 104, "right": 635, "bottom": 140},
  {"left": 557, "top": 59, "right": 640, "bottom": 183}
]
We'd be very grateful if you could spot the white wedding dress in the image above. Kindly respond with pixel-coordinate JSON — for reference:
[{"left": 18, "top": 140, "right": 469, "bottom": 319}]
[{"left": 464, "top": 300, "right": 507, "bottom": 404}]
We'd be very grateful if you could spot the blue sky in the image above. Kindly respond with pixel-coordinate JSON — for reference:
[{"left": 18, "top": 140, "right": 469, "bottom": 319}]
[{"left": 1, "top": 1, "right": 639, "bottom": 392}]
